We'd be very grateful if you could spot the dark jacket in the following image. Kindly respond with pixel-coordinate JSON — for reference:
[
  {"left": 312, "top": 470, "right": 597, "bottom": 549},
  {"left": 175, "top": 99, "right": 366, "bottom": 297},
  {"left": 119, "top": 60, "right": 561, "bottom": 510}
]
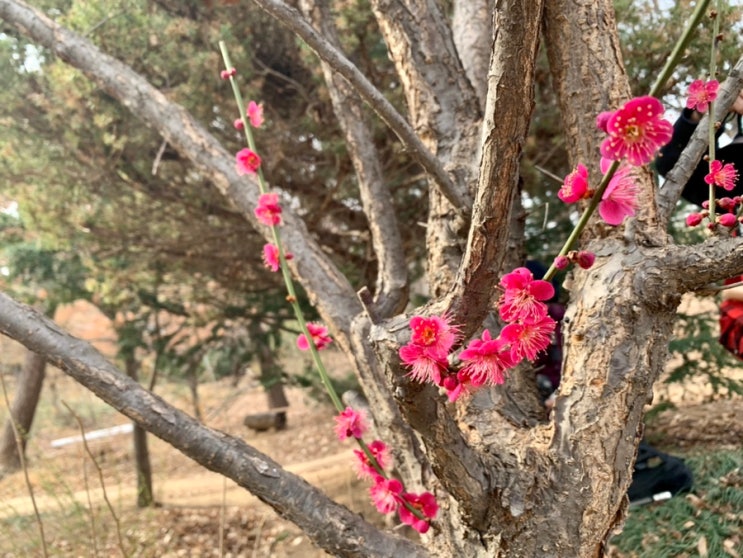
[{"left": 655, "top": 108, "right": 743, "bottom": 207}]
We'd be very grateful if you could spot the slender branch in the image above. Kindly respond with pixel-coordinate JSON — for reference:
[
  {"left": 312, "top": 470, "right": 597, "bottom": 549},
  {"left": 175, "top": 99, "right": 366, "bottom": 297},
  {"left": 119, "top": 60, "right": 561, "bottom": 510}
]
[
  {"left": 0, "top": 292, "right": 428, "bottom": 558},
  {"left": 250, "top": 0, "right": 470, "bottom": 212},
  {"left": 62, "top": 401, "right": 126, "bottom": 557},
  {"left": 0, "top": 372, "right": 48, "bottom": 557}
]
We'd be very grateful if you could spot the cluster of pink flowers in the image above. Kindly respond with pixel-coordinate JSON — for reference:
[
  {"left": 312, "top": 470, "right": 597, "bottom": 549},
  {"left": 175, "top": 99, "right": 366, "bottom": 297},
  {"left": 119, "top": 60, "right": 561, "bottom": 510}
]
[
  {"left": 399, "top": 268, "right": 557, "bottom": 402},
  {"left": 334, "top": 407, "right": 438, "bottom": 533},
  {"left": 686, "top": 196, "right": 743, "bottom": 230}
]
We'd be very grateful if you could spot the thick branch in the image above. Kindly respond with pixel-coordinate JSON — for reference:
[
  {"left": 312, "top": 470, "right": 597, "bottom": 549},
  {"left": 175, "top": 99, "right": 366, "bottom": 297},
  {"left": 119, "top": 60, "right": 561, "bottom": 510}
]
[
  {"left": 657, "top": 57, "right": 743, "bottom": 222},
  {"left": 250, "top": 0, "right": 470, "bottom": 212},
  {"left": 447, "top": 0, "right": 545, "bottom": 334},
  {"left": 0, "top": 293, "right": 427, "bottom": 558},
  {"left": 0, "top": 0, "right": 361, "bottom": 347}
]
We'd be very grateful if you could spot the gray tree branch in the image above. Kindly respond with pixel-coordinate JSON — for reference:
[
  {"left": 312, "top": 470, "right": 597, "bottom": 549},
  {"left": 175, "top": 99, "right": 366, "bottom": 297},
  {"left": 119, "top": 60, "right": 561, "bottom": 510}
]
[
  {"left": 0, "top": 292, "right": 428, "bottom": 558},
  {"left": 250, "top": 0, "right": 470, "bottom": 212},
  {"left": 0, "top": 0, "right": 362, "bottom": 350}
]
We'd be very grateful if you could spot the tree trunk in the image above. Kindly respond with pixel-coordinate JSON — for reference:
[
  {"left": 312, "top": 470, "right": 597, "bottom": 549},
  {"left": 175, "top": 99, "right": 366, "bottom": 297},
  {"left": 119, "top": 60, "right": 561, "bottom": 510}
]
[
  {"left": 250, "top": 320, "right": 289, "bottom": 430},
  {"left": 0, "top": 349, "right": 46, "bottom": 472},
  {"left": 124, "top": 354, "right": 154, "bottom": 508}
]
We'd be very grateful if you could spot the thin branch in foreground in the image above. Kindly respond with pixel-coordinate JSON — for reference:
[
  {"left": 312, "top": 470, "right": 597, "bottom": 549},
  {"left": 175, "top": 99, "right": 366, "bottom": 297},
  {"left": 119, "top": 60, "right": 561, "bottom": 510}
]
[
  {"left": 0, "top": 372, "right": 48, "bottom": 558},
  {"left": 62, "top": 401, "right": 127, "bottom": 558}
]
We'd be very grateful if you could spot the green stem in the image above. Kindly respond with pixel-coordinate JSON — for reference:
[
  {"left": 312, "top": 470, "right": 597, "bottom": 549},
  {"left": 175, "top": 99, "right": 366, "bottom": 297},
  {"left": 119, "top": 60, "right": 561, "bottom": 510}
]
[
  {"left": 544, "top": 161, "right": 620, "bottom": 281},
  {"left": 707, "top": 2, "right": 721, "bottom": 221},
  {"left": 648, "top": 0, "right": 712, "bottom": 99}
]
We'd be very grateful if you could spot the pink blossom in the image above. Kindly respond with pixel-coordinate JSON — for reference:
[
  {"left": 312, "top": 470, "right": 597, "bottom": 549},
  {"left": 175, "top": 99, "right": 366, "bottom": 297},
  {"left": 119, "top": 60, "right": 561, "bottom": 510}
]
[
  {"left": 576, "top": 251, "right": 596, "bottom": 270},
  {"left": 409, "top": 315, "right": 458, "bottom": 356},
  {"left": 458, "top": 330, "right": 517, "bottom": 386},
  {"left": 398, "top": 492, "right": 438, "bottom": 534},
  {"left": 262, "top": 243, "right": 293, "bottom": 272},
  {"left": 499, "top": 267, "right": 555, "bottom": 324},
  {"left": 220, "top": 67, "right": 236, "bottom": 80},
  {"left": 399, "top": 314, "right": 458, "bottom": 385},
  {"left": 686, "top": 79, "right": 719, "bottom": 113},
  {"left": 705, "top": 160, "right": 739, "bottom": 191},
  {"left": 233, "top": 118, "right": 244, "bottom": 130},
  {"left": 718, "top": 197, "right": 736, "bottom": 211},
  {"left": 685, "top": 213, "right": 704, "bottom": 227},
  {"left": 334, "top": 406, "right": 368, "bottom": 440},
  {"left": 596, "top": 111, "right": 613, "bottom": 133},
  {"left": 254, "top": 192, "right": 282, "bottom": 226},
  {"left": 599, "top": 158, "right": 638, "bottom": 225},
  {"left": 369, "top": 477, "right": 402, "bottom": 514},
  {"left": 236, "top": 148, "right": 262, "bottom": 175},
  {"left": 247, "top": 101, "right": 264, "bottom": 128},
  {"left": 353, "top": 440, "right": 391, "bottom": 479},
  {"left": 399, "top": 345, "right": 449, "bottom": 385},
  {"left": 501, "top": 315, "right": 556, "bottom": 361},
  {"left": 553, "top": 255, "right": 569, "bottom": 270},
  {"left": 718, "top": 213, "right": 737, "bottom": 228},
  {"left": 558, "top": 164, "right": 590, "bottom": 204},
  {"left": 600, "top": 96, "right": 673, "bottom": 166},
  {"left": 297, "top": 322, "right": 333, "bottom": 351}
]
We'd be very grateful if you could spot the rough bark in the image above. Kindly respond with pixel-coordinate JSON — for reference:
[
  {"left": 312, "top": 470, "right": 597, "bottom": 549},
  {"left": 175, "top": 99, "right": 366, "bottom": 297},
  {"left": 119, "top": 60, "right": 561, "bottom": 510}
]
[
  {"left": 0, "top": 349, "right": 46, "bottom": 472},
  {"left": 124, "top": 354, "right": 154, "bottom": 507},
  {"left": 0, "top": 293, "right": 428, "bottom": 558}
]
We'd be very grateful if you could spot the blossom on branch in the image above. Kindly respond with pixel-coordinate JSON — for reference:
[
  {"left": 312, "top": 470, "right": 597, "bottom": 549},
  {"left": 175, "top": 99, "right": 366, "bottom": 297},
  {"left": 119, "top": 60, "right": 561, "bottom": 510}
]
[
  {"left": 254, "top": 192, "right": 282, "bottom": 226},
  {"left": 458, "top": 330, "right": 517, "bottom": 386},
  {"left": 334, "top": 406, "right": 368, "bottom": 440},
  {"left": 369, "top": 477, "right": 403, "bottom": 514},
  {"left": 353, "top": 440, "right": 391, "bottom": 480},
  {"left": 297, "top": 322, "right": 333, "bottom": 351},
  {"left": 247, "top": 100, "right": 264, "bottom": 128},
  {"left": 501, "top": 315, "right": 556, "bottom": 361},
  {"left": 262, "top": 243, "right": 292, "bottom": 272},
  {"left": 599, "top": 96, "right": 673, "bottom": 166},
  {"left": 236, "top": 147, "right": 262, "bottom": 175},
  {"left": 598, "top": 158, "right": 638, "bottom": 225},
  {"left": 705, "top": 160, "right": 739, "bottom": 191},
  {"left": 398, "top": 492, "right": 438, "bottom": 534},
  {"left": 399, "top": 314, "right": 458, "bottom": 385},
  {"left": 558, "top": 163, "right": 590, "bottom": 203},
  {"left": 686, "top": 79, "right": 718, "bottom": 113},
  {"left": 499, "top": 267, "right": 555, "bottom": 323}
]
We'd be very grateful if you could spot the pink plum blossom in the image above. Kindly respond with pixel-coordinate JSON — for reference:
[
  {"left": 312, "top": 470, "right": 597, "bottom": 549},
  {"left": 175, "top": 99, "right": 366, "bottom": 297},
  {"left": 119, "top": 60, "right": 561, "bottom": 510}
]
[
  {"left": 596, "top": 111, "right": 613, "bottom": 133},
  {"left": 399, "top": 345, "right": 449, "bottom": 385},
  {"left": 254, "top": 192, "right": 282, "bottom": 226},
  {"left": 685, "top": 213, "right": 704, "bottom": 227},
  {"left": 599, "top": 158, "right": 638, "bottom": 225},
  {"left": 353, "top": 440, "right": 391, "bottom": 480},
  {"left": 600, "top": 96, "right": 673, "bottom": 166},
  {"left": 399, "top": 314, "right": 458, "bottom": 385},
  {"left": 297, "top": 322, "right": 333, "bottom": 351},
  {"left": 576, "top": 251, "right": 596, "bottom": 270},
  {"left": 247, "top": 100, "right": 264, "bottom": 128},
  {"left": 369, "top": 477, "right": 402, "bottom": 514},
  {"left": 501, "top": 315, "right": 556, "bottom": 361},
  {"left": 398, "top": 492, "right": 438, "bottom": 534},
  {"left": 704, "top": 160, "right": 739, "bottom": 191},
  {"left": 334, "top": 406, "right": 368, "bottom": 440},
  {"left": 236, "top": 148, "right": 262, "bottom": 175},
  {"left": 220, "top": 67, "right": 236, "bottom": 80},
  {"left": 262, "top": 243, "right": 293, "bottom": 272},
  {"left": 499, "top": 267, "right": 555, "bottom": 324},
  {"left": 718, "top": 213, "right": 737, "bottom": 228},
  {"left": 233, "top": 118, "right": 244, "bottom": 130},
  {"left": 558, "top": 164, "right": 590, "bottom": 204},
  {"left": 554, "top": 255, "right": 569, "bottom": 270},
  {"left": 686, "top": 79, "right": 719, "bottom": 113},
  {"left": 458, "top": 330, "right": 517, "bottom": 386}
]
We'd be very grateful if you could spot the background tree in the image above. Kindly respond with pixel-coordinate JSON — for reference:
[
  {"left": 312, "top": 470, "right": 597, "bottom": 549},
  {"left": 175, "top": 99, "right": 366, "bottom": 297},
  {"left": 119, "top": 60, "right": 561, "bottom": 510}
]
[{"left": 0, "top": 0, "right": 742, "bottom": 556}]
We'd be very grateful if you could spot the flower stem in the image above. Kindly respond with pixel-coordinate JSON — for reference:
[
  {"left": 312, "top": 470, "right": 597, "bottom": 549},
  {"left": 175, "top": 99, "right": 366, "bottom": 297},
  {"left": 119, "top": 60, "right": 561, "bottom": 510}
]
[
  {"left": 544, "top": 161, "right": 620, "bottom": 281},
  {"left": 707, "top": 2, "right": 721, "bottom": 221}
]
